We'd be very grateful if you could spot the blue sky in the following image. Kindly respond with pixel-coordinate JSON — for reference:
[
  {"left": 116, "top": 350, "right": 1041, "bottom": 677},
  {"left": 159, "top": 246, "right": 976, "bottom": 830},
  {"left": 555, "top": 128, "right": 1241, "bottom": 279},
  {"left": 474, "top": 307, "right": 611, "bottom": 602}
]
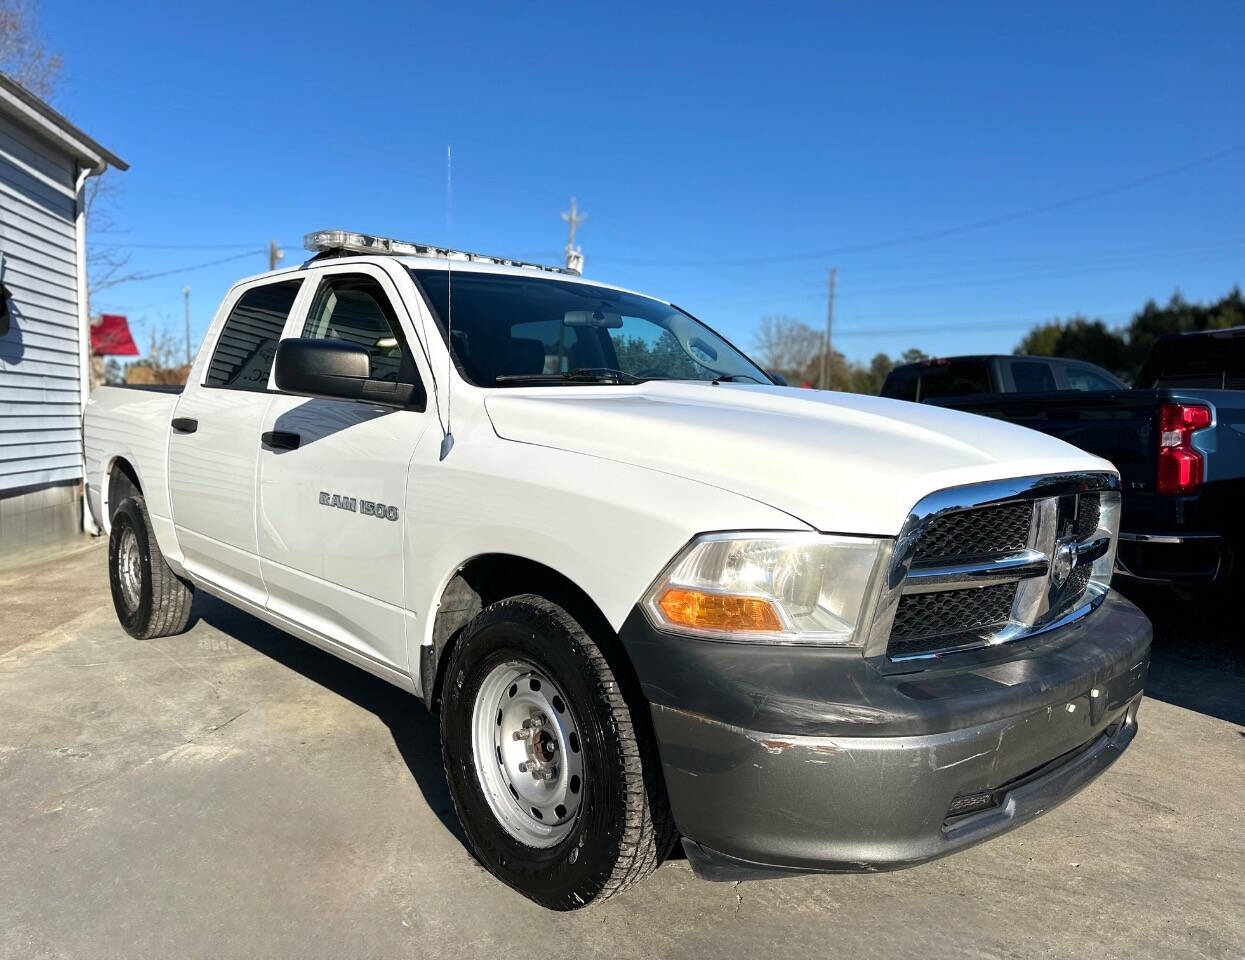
[{"left": 45, "top": 1, "right": 1245, "bottom": 366}]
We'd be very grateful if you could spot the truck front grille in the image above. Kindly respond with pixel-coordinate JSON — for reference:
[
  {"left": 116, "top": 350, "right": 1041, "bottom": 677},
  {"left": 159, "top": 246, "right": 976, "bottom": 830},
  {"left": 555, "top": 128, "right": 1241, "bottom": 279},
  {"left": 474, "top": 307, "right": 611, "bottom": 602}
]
[
  {"left": 890, "top": 583, "right": 1017, "bottom": 641},
  {"left": 912, "top": 502, "right": 1032, "bottom": 563},
  {"left": 888, "top": 584, "right": 1017, "bottom": 658},
  {"left": 872, "top": 477, "right": 1117, "bottom": 662}
]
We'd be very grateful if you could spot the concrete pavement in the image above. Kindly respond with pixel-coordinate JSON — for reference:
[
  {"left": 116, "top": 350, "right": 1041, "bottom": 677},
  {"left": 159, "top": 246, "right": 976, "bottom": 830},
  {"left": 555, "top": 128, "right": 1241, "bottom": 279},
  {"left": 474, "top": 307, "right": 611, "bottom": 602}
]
[{"left": 1, "top": 542, "right": 1241, "bottom": 959}]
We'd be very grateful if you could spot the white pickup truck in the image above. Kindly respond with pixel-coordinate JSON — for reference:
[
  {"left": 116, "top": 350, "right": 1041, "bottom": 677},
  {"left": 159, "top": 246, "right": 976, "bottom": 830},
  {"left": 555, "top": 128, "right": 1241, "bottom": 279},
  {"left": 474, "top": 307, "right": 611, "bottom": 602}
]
[{"left": 85, "top": 230, "right": 1151, "bottom": 909}]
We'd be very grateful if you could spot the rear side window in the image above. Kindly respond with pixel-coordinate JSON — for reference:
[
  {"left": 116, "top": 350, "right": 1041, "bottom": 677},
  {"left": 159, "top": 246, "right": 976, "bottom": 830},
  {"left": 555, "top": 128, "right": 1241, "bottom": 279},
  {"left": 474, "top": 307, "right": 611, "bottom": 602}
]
[
  {"left": 880, "top": 370, "right": 918, "bottom": 401},
  {"left": 1009, "top": 360, "right": 1057, "bottom": 392},
  {"left": 206, "top": 280, "right": 302, "bottom": 390},
  {"left": 1061, "top": 363, "right": 1125, "bottom": 391},
  {"left": 917, "top": 361, "right": 991, "bottom": 399}
]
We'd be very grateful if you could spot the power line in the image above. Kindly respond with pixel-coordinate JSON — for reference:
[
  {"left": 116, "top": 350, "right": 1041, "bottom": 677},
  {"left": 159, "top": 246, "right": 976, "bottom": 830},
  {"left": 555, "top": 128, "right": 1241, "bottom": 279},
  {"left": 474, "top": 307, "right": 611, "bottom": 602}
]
[
  {"left": 833, "top": 312, "right": 1134, "bottom": 339},
  {"left": 829, "top": 250, "right": 1245, "bottom": 302},
  {"left": 738, "top": 237, "right": 1245, "bottom": 295},
  {"left": 90, "top": 240, "right": 267, "bottom": 250},
  {"left": 104, "top": 249, "right": 266, "bottom": 289},
  {"left": 590, "top": 143, "right": 1245, "bottom": 268},
  {"left": 691, "top": 248, "right": 1245, "bottom": 308}
]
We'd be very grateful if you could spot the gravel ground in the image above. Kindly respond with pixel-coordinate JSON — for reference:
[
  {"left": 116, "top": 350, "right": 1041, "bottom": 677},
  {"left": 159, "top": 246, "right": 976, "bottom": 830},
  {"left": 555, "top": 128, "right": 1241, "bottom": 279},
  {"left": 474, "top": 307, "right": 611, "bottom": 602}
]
[{"left": 1, "top": 541, "right": 1242, "bottom": 960}]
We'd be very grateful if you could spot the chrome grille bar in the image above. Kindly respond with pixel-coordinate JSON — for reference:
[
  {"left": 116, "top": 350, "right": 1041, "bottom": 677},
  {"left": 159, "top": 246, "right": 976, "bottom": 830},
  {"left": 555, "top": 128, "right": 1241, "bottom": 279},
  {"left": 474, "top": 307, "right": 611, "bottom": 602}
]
[{"left": 903, "top": 549, "right": 1049, "bottom": 594}]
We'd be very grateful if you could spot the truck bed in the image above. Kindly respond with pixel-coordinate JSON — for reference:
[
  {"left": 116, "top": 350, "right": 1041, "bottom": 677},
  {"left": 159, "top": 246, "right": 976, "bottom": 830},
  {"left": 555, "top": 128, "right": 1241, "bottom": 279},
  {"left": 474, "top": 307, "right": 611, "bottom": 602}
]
[
  {"left": 932, "top": 388, "right": 1245, "bottom": 582},
  {"left": 83, "top": 384, "right": 181, "bottom": 531}
]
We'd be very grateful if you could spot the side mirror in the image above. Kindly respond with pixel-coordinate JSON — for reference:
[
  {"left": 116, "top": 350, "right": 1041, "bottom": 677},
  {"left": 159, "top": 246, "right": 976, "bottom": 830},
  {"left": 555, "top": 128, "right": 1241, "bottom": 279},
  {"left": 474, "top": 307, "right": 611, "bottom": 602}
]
[
  {"left": 769, "top": 371, "right": 788, "bottom": 386},
  {"left": 274, "top": 338, "right": 415, "bottom": 406},
  {"left": 0, "top": 286, "right": 10, "bottom": 337}
]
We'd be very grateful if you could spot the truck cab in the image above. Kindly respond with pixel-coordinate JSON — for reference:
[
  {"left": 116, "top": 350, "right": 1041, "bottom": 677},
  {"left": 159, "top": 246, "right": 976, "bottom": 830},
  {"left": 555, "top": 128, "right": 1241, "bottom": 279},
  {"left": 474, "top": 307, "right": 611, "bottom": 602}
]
[{"left": 84, "top": 231, "right": 1152, "bottom": 909}]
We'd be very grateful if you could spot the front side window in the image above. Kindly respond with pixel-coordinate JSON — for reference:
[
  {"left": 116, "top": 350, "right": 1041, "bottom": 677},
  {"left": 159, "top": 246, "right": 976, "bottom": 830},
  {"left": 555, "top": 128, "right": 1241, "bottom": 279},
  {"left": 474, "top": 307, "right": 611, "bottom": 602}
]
[
  {"left": 301, "top": 273, "right": 412, "bottom": 383},
  {"left": 412, "top": 270, "right": 770, "bottom": 386},
  {"left": 206, "top": 279, "right": 302, "bottom": 391}
]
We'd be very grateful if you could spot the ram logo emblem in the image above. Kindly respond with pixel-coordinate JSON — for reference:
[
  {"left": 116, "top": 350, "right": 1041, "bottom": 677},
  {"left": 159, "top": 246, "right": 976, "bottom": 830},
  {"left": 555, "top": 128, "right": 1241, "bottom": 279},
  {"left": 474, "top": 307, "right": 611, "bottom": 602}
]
[{"left": 1051, "top": 536, "right": 1078, "bottom": 589}]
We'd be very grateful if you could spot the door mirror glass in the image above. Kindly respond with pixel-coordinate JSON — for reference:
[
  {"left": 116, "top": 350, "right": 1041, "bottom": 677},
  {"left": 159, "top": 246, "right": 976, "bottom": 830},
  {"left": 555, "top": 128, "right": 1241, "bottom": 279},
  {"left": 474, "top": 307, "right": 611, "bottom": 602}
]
[{"left": 275, "top": 337, "right": 416, "bottom": 405}]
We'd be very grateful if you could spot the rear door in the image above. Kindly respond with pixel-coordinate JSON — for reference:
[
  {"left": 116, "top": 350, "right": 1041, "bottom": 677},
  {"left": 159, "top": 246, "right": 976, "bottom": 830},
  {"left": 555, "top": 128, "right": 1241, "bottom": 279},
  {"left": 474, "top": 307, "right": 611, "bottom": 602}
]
[
  {"left": 256, "top": 264, "right": 431, "bottom": 674},
  {"left": 167, "top": 278, "right": 304, "bottom": 604}
]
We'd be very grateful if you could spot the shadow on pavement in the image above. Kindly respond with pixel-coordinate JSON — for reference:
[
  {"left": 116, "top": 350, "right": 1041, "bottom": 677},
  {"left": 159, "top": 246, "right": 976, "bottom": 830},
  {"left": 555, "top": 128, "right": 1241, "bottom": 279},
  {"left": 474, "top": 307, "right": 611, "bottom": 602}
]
[
  {"left": 1116, "top": 583, "right": 1245, "bottom": 728},
  {"left": 189, "top": 592, "right": 469, "bottom": 848}
]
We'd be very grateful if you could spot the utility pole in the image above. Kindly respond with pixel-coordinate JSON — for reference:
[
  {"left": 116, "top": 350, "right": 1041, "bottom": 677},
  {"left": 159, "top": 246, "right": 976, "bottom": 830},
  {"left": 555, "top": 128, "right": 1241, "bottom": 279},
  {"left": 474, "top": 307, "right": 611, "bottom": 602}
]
[
  {"left": 182, "top": 286, "right": 191, "bottom": 366},
  {"left": 561, "top": 197, "right": 586, "bottom": 274},
  {"left": 820, "top": 267, "right": 837, "bottom": 389},
  {"left": 268, "top": 240, "right": 284, "bottom": 272}
]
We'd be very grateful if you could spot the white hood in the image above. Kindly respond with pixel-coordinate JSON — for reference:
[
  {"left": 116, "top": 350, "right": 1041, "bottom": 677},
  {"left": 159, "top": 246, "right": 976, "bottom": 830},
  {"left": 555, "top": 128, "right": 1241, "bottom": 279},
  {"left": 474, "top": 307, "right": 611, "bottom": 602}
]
[{"left": 483, "top": 382, "right": 1116, "bottom": 536}]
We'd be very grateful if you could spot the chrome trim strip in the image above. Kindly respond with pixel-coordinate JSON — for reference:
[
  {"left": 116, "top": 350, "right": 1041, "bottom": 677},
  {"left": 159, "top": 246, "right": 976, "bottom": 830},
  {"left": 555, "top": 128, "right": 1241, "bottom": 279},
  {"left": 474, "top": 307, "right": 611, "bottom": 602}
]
[
  {"left": 1117, "top": 531, "right": 1222, "bottom": 544},
  {"left": 863, "top": 471, "right": 1120, "bottom": 660},
  {"left": 902, "top": 549, "right": 1049, "bottom": 594}
]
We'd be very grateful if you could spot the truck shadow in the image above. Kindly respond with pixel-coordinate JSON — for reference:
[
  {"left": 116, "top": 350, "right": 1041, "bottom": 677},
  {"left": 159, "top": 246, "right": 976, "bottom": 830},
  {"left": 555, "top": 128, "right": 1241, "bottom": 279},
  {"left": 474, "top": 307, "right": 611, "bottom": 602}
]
[
  {"left": 188, "top": 592, "right": 470, "bottom": 849},
  {"left": 1115, "top": 584, "right": 1245, "bottom": 727}
]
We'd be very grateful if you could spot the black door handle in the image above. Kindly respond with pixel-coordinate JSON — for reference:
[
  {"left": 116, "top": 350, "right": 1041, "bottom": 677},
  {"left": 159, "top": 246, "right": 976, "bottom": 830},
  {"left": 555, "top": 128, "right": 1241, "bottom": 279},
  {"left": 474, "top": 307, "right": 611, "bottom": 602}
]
[
  {"left": 261, "top": 430, "right": 301, "bottom": 451},
  {"left": 171, "top": 417, "right": 198, "bottom": 434}
]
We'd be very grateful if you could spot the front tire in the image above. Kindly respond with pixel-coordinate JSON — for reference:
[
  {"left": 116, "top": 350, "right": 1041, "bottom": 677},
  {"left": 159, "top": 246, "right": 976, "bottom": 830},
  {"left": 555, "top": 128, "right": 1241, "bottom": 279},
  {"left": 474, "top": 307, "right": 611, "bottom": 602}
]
[
  {"left": 108, "top": 496, "right": 194, "bottom": 640},
  {"left": 440, "top": 594, "right": 674, "bottom": 909}
]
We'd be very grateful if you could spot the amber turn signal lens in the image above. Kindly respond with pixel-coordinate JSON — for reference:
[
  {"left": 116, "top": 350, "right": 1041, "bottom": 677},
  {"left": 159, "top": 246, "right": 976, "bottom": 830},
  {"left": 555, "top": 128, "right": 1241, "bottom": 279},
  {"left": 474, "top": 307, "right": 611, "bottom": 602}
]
[{"left": 657, "top": 587, "right": 783, "bottom": 632}]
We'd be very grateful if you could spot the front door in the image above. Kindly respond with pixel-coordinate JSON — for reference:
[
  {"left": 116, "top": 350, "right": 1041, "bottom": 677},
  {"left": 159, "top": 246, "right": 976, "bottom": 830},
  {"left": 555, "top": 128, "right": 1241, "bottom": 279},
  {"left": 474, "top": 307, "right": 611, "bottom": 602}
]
[
  {"left": 256, "top": 266, "right": 430, "bottom": 674},
  {"left": 167, "top": 278, "right": 304, "bottom": 605}
]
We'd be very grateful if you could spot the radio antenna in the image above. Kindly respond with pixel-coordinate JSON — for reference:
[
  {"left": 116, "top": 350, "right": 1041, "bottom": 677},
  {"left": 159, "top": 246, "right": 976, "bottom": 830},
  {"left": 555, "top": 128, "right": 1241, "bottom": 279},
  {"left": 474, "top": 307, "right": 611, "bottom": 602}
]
[{"left": 439, "top": 144, "right": 455, "bottom": 460}]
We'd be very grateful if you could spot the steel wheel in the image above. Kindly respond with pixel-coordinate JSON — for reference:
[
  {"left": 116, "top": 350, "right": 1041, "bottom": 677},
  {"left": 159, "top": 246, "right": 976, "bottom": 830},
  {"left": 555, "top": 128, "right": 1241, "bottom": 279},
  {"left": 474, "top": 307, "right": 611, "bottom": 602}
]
[
  {"left": 471, "top": 659, "right": 585, "bottom": 848},
  {"left": 117, "top": 526, "right": 143, "bottom": 612}
]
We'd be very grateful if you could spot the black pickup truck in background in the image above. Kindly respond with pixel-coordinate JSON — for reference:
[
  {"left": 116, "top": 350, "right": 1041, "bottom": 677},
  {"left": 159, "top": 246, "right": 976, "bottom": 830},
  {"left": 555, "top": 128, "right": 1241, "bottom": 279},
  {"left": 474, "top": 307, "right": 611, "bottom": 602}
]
[{"left": 881, "top": 331, "right": 1245, "bottom": 586}]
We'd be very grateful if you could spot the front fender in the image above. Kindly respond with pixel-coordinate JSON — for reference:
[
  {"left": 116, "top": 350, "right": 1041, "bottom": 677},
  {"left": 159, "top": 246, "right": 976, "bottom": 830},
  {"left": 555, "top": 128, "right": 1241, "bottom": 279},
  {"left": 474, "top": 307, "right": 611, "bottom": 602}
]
[{"left": 403, "top": 434, "right": 809, "bottom": 664}]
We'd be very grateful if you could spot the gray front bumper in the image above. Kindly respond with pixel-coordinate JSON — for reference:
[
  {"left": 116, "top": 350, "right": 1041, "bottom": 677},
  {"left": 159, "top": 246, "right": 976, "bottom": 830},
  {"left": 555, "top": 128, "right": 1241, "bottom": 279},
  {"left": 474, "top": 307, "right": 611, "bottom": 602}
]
[{"left": 621, "top": 591, "right": 1151, "bottom": 878}]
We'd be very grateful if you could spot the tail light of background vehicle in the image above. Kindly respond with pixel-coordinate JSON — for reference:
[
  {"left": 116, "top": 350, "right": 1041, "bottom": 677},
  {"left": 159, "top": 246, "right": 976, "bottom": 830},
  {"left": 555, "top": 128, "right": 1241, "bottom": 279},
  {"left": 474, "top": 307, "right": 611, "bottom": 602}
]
[{"left": 1156, "top": 402, "right": 1212, "bottom": 495}]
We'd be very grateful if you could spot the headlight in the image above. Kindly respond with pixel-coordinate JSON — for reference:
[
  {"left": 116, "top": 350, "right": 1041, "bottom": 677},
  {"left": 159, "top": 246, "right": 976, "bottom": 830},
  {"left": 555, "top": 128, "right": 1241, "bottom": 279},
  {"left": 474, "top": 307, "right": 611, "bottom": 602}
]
[{"left": 642, "top": 532, "right": 887, "bottom": 646}]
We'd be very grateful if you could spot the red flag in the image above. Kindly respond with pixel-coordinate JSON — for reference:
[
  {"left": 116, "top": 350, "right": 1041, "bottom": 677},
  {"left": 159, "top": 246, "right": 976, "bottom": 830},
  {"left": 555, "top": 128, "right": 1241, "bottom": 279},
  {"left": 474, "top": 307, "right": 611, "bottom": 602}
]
[{"left": 90, "top": 314, "right": 139, "bottom": 356}]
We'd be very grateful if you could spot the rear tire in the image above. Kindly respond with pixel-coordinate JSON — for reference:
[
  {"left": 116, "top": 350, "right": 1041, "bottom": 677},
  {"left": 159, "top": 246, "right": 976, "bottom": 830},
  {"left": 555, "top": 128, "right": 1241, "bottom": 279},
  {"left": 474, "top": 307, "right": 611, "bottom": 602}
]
[
  {"left": 440, "top": 594, "right": 675, "bottom": 910},
  {"left": 108, "top": 495, "right": 194, "bottom": 640}
]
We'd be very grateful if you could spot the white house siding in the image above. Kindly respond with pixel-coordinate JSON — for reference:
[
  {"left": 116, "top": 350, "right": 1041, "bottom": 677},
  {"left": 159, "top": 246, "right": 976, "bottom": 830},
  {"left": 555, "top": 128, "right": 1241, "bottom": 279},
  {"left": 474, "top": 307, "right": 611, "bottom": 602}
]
[{"left": 0, "top": 109, "right": 83, "bottom": 495}]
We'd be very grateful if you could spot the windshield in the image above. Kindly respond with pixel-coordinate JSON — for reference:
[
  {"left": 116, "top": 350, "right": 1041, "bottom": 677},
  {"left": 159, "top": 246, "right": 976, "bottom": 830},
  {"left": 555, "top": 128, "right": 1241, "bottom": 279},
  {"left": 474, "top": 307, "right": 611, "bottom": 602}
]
[{"left": 412, "top": 269, "right": 771, "bottom": 386}]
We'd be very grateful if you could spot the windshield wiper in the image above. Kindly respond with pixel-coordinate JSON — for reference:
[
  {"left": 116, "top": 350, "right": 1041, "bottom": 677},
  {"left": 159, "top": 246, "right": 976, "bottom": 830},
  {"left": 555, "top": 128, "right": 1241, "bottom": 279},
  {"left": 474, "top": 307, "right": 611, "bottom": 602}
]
[{"left": 495, "top": 367, "right": 645, "bottom": 386}]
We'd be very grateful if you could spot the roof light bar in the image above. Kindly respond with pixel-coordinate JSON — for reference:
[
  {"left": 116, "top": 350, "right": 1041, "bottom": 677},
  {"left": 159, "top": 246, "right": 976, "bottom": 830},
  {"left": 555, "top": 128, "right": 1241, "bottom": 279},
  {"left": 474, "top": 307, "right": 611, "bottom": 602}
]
[{"left": 303, "top": 229, "right": 576, "bottom": 275}]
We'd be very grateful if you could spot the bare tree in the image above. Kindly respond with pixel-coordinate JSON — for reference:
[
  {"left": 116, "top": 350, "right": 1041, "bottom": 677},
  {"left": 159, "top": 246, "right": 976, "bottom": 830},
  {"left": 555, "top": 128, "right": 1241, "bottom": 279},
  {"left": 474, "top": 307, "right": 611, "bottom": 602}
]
[
  {"left": 0, "top": 4, "right": 144, "bottom": 370},
  {"left": 0, "top": 0, "right": 60, "bottom": 99},
  {"left": 83, "top": 173, "right": 137, "bottom": 297},
  {"left": 754, "top": 315, "right": 823, "bottom": 380},
  {"left": 124, "top": 319, "right": 189, "bottom": 385}
]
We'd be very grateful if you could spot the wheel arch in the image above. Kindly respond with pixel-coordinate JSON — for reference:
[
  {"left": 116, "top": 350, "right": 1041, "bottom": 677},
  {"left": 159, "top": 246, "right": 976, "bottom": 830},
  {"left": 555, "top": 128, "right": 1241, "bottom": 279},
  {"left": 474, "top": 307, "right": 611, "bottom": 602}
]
[
  {"left": 103, "top": 455, "right": 143, "bottom": 531},
  {"left": 421, "top": 553, "right": 644, "bottom": 719}
]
